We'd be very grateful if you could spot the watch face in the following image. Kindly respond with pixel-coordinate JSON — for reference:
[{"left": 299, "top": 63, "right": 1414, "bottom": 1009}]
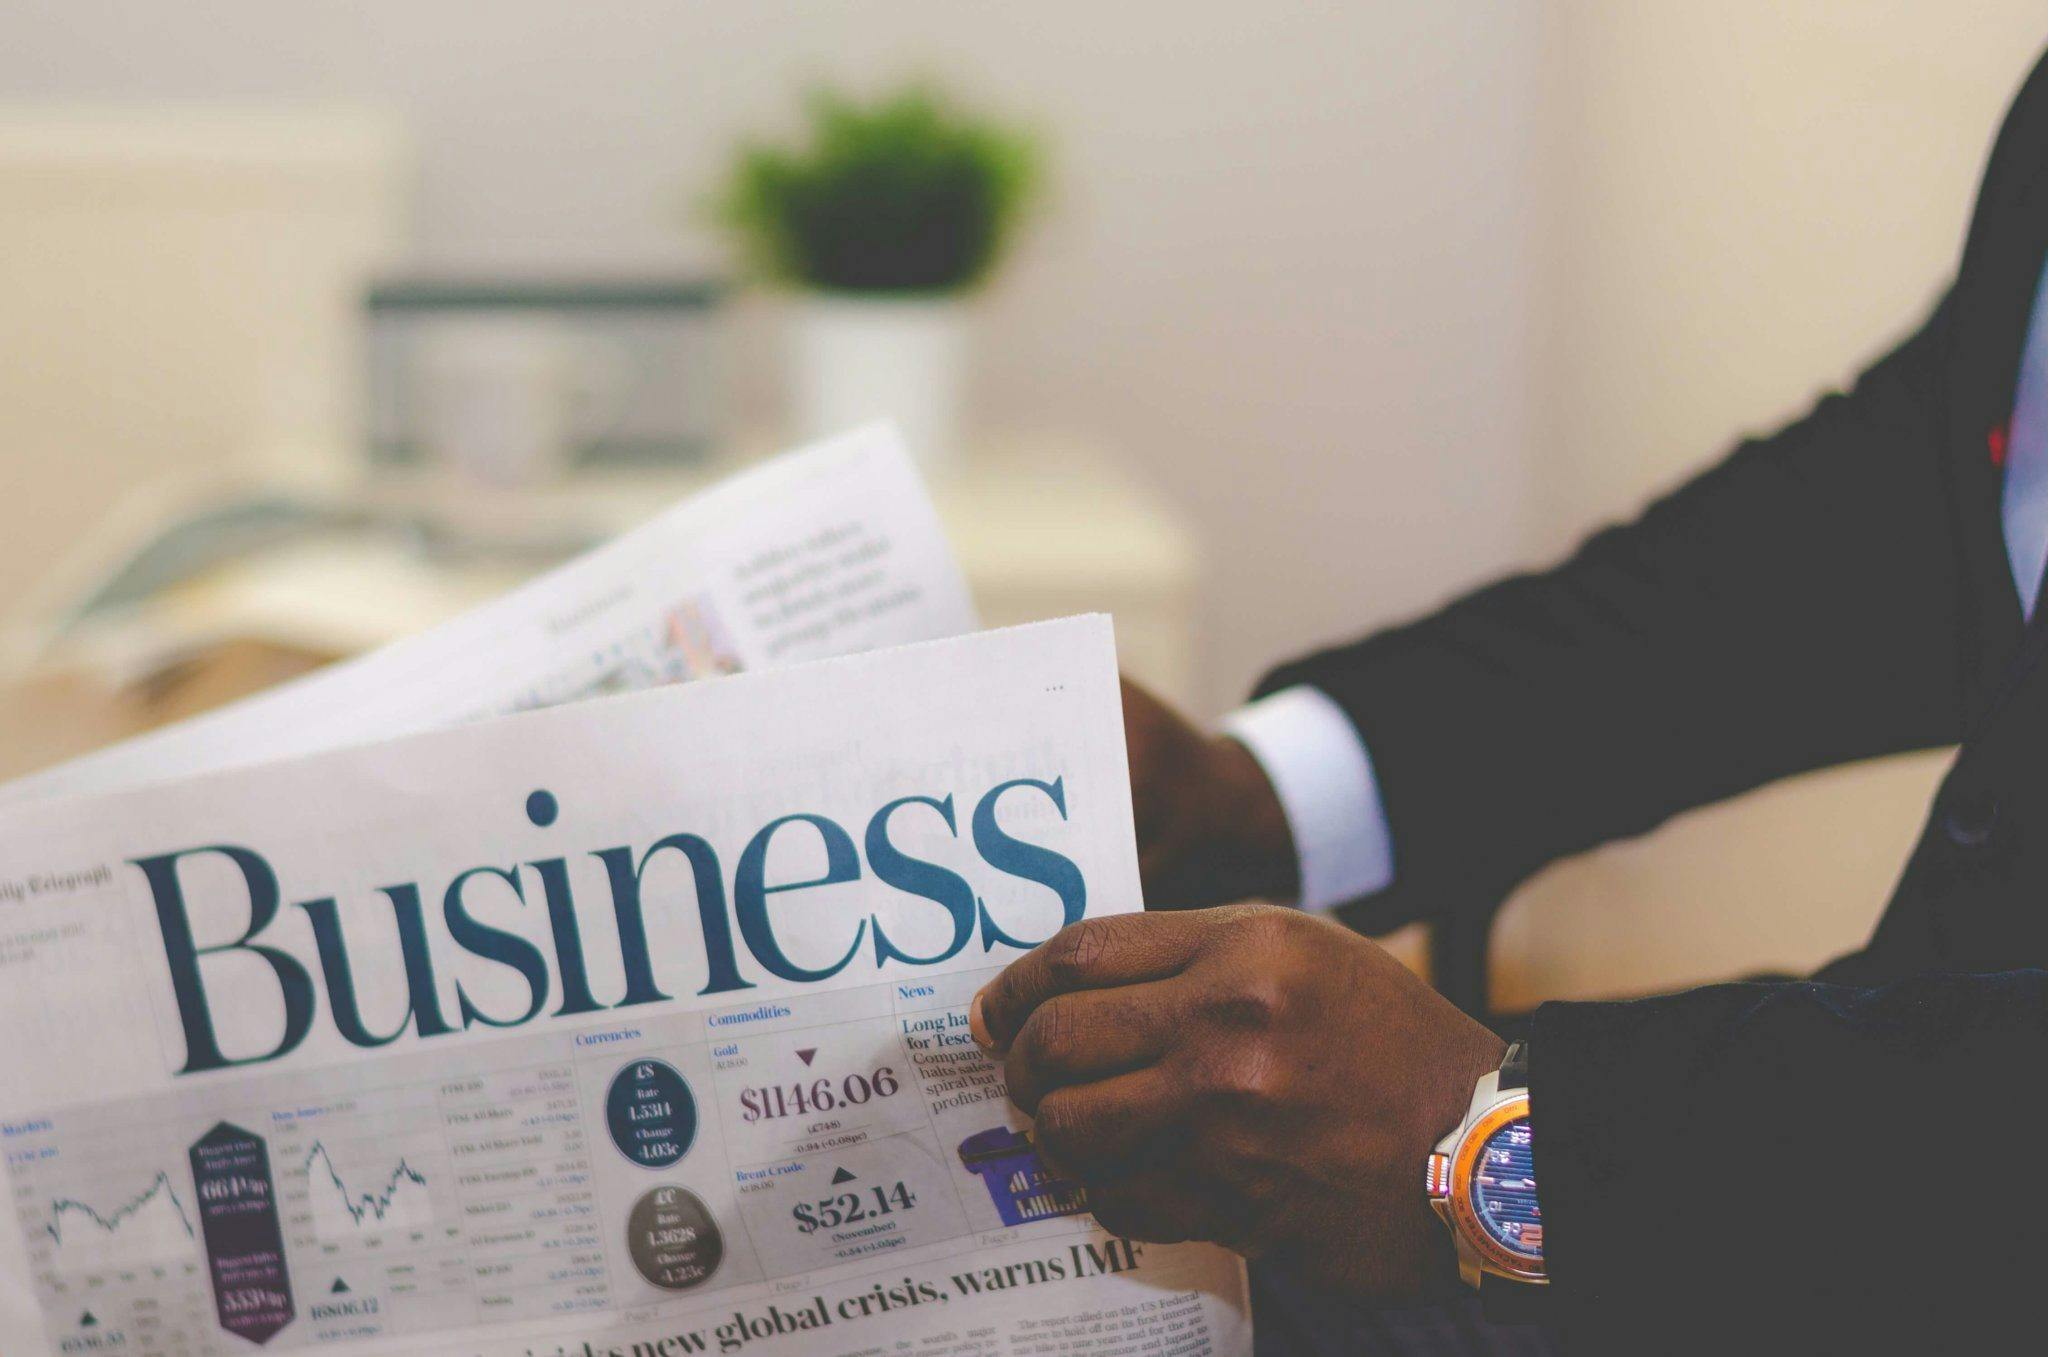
[{"left": 1469, "top": 1114, "right": 1542, "bottom": 1263}]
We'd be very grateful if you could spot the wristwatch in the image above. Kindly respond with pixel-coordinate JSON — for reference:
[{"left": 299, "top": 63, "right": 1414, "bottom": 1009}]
[{"left": 1426, "top": 1041, "right": 1546, "bottom": 1303}]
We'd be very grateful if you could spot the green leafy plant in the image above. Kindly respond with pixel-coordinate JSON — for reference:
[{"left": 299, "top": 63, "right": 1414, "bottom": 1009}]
[{"left": 716, "top": 85, "right": 1041, "bottom": 295}]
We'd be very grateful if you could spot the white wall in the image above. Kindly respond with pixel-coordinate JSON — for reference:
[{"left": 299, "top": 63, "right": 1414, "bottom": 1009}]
[
  {"left": 0, "top": 0, "right": 1544, "bottom": 714},
  {"left": 1535, "top": 0, "right": 2048, "bottom": 543},
  {"left": 0, "top": 109, "right": 407, "bottom": 614}
]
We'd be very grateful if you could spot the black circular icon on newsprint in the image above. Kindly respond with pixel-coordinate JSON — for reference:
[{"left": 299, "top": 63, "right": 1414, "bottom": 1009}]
[
  {"left": 606, "top": 1060, "right": 698, "bottom": 1168},
  {"left": 628, "top": 1185, "right": 723, "bottom": 1291}
]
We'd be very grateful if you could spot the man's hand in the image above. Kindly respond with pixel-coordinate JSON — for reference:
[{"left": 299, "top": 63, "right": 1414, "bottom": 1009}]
[
  {"left": 1122, "top": 679, "right": 1297, "bottom": 908},
  {"left": 970, "top": 904, "right": 1506, "bottom": 1298}
]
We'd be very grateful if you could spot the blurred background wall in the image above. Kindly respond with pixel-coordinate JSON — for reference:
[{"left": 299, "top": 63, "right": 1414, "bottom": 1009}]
[
  {"left": 0, "top": 0, "right": 1543, "bottom": 709},
  {"left": 5, "top": 1, "right": 2048, "bottom": 1003}
]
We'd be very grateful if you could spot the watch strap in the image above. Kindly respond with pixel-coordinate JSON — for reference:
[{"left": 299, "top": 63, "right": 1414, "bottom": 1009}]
[{"left": 1498, "top": 1040, "right": 1529, "bottom": 1092}]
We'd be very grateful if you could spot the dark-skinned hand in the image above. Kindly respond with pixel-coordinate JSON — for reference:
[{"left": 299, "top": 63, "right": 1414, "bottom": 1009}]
[
  {"left": 1121, "top": 679, "right": 1298, "bottom": 908},
  {"left": 971, "top": 903, "right": 1505, "bottom": 1298}
]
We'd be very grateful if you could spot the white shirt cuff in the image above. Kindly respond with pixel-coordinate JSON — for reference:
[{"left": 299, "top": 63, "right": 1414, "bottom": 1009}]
[{"left": 1222, "top": 685, "right": 1396, "bottom": 912}]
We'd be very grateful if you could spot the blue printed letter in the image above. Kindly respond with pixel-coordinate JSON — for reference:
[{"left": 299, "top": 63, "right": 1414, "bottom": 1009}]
[
  {"left": 865, "top": 794, "right": 975, "bottom": 967},
  {"left": 133, "top": 846, "right": 316, "bottom": 1075},
  {"left": 971, "top": 777, "right": 1087, "bottom": 950},
  {"left": 733, "top": 814, "right": 866, "bottom": 982}
]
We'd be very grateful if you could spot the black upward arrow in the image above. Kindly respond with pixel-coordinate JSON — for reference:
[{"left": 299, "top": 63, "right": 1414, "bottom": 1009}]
[{"left": 831, "top": 1167, "right": 856, "bottom": 1185}]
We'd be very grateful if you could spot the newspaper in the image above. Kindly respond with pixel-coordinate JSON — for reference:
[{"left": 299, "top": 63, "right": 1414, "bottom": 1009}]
[
  {"left": 1, "top": 423, "right": 977, "bottom": 806},
  {"left": 0, "top": 616, "right": 1253, "bottom": 1356}
]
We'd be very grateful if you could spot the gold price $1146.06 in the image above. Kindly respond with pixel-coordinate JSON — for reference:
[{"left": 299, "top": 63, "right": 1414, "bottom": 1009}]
[{"left": 739, "top": 1067, "right": 901, "bottom": 1124}]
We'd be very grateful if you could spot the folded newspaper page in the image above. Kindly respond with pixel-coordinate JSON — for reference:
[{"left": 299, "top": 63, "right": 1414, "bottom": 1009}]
[
  {"left": 0, "top": 616, "right": 1253, "bottom": 1356},
  {"left": 2, "top": 423, "right": 975, "bottom": 807}
]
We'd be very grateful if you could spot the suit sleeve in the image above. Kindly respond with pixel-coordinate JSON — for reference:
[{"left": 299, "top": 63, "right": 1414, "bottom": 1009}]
[
  {"left": 1255, "top": 296, "right": 1972, "bottom": 926},
  {"left": 1529, "top": 972, "right": 2048, "bottom": 1348}
]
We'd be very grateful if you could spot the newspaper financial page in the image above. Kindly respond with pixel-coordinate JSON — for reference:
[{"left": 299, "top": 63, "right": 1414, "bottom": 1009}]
[
  {"left": 2, "top": 423, "right": 974, "bottom": 807},
  {"left": 0, "top": 617, "right": 1253, "bottom": 1356}
]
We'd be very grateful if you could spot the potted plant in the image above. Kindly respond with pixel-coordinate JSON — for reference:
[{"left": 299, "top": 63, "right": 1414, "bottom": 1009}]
[{"left": 716, "top": 85, "right": 1040, "bottom": 476}]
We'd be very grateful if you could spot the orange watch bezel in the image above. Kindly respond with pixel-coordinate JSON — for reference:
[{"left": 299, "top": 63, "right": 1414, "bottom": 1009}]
[{"left": 1446, "top": 1092, "right": 1545, "bottom": 1283}]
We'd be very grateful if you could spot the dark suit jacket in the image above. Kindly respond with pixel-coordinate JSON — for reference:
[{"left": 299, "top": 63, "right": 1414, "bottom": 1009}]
[{"left": 1257, "top": 50, "right": 2048, "bottom": 1353}]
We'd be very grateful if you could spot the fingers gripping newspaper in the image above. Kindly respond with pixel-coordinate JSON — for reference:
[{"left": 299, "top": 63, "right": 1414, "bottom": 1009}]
[{"left": 0, "top": 433, "right": 1253, "bottom": 1356}]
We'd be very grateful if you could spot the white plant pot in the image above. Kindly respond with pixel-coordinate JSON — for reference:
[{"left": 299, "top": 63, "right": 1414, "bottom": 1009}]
[{"left": 787, "top": 295, "right": 968, "bottom": 479}]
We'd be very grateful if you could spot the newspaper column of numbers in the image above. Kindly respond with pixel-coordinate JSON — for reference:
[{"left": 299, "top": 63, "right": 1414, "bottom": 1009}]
[{"left": 438, "top": 1062, "right": 611, "bottom": 1322}]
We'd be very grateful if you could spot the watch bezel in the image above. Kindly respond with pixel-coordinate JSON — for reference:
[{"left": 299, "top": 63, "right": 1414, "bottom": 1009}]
[{"left": 1446, "top": 1091, "right": 1546, "bottom": 1283}]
